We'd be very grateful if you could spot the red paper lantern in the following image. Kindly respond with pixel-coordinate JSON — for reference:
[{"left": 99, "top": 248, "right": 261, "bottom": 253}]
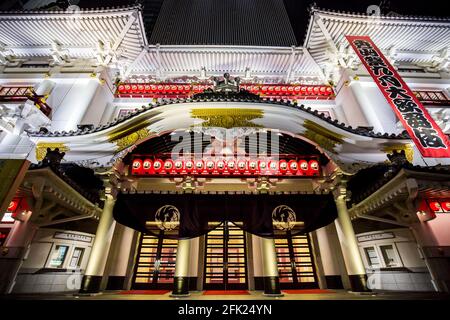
[
  {"left": 429, "top": 201, "right": 443, "bottom": 212},
  {"left": 259, "top": 160, "right": 268, "bottom": 172},
  {"left": 195, "top": 160, "right": 204, "bottom": 172},
  {"left": 174, "top": 159, "right": 184, "bottom": 172},
  {"left": 269, "top": 160, "right": 279, "bottom": 173},
  {"left": 248, "top": 160, "right": 257, "bottom": 172},
  {"left": 164, "top": 159, "right": 173, "bottom": 172},
  {"left": 216, "top": 160, "right": 226, "bottom": 172},
  {"left": 185, "top": 160, "right": 194, "bottom": 172},
  {"left": 153, "top": 159, "right": 163, "bottom": 172},
  {"left": 299, "top": 160, "right": 308, "bottom": 175},
  {"left": 288, "top": 160, "right": 298, "bottom": 173},
  {"left": 131, "top": 159, "right": 143, "bottom": 175},
  {"left": 237, "top": 159, "right": 247, "bottom": 173},
  {"left": 442, "top": 201, "right": 450, "bottom": 212},
  {"left": 142, "top": 159, "right": 152, "bottom": 174},
  {"left": 309, "top": 160, "right": 320, "bottom": 175},
  {"left": 227, "top": 160, "right": 236, "bottom": 172},
  {"left": 279, "top": 160, "right": 288, "bottom": 173},
  {"left": 206, "top": 160, "right": 215, "bottom": 173},
  {"left": 7, "top": 199, "right": 19, "bottom": 212}
]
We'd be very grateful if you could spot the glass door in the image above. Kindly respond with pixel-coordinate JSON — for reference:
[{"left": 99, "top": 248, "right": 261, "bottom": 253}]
[
  {"left": 204, "top": 222, "right": 247, "bottom": 290},
  {"left": 275, "top": 232, "right": 318, "bottom": 289},
  {"left": 132, "top": 233, "right": 178, "bottom": 289}
]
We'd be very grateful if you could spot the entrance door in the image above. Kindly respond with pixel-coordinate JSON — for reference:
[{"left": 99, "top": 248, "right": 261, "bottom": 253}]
[
  {"left": 204, "top": 222, "right": 247, "bottom": 289},
  {"left": 132, "top": 234, "right": 178, "bottom": 289},
  {"left": 275, "top": 232, "right": 318, "bottom": 289}
]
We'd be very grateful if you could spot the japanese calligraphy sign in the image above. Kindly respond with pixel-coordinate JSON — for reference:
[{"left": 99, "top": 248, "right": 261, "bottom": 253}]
[{"left": 346, "top": 35, "right": 450, "bottom": 158}]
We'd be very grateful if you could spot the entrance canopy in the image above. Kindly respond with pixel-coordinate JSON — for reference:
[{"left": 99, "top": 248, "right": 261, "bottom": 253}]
[{"left": 113, "top": 192, "right": 337, "bottom": 239}]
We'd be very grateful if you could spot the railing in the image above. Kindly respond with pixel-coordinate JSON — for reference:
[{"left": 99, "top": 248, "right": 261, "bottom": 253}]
[
  {"left": 413, "top": 90, "right": 450, "bottom": 107},
  {"left": 0, "top": 86, "right": 52, "bottom": 117},
  {"left": 0, "top": 86, "right": 32, "bottom": 102}
]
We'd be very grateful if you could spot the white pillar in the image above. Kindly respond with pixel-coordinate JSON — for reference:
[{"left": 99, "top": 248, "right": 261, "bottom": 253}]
[
  {"left": 316, "top": 224, "right": 345, "bottom": 289},
  {"left": 79, "top": 194, "right": 116, "bottom": 293},
  {"left": 334, "top": 185, "right": 369, "bottom": 292},
  {"left": 261, "top": 237, "right": 282, "bottom": 296},
  {"left": 171, "top": 239, "right": 191, "bottom": 296},
  {"left": 105, "top": 223, "right": 136, "bottom": 290}
]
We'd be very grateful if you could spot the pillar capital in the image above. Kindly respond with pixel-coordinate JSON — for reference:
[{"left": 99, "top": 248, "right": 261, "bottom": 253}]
[{"left": 332, "top": 183, "right": 351, "bottom": 202}]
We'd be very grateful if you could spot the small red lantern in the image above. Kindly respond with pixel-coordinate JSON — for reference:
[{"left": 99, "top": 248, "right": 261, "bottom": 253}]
[
  {"left": 206, "top": 160, "right": 215, "bottom": 173},
  {"left": 174, "top": 159, "right": 184, "bottom": 172},
  {"left": 185, "top": 160, "right": 194, "bottom": 172},
  {"left": 227, "top": 160, "right": 236, "bottom": 172},
  {"left": 309, "top": 160, "right": 320, "bottom": 176},
  {"left": 216, "top": 160, "right": 226, "bottom": 173},
  {"left": 164, "top": 159, "right": 174, "bottom": 172},
  {"left": 143, "top": 159, "right": 152, "bottom": 174},
  {"left": 299, "top": 160, "right": 308, "bottom": 175},
  {"left": 153, "top": 159, "right": 163, "bottom": 172},
  {"left": 131, "top": 159, "right": 143, "bottom": 175},
  {"left": 258, "top": 160, "right": 268, "bottom": 172},
  {"left": 269, "top": 160, "right": 279, "bottom": 173},
  {"left": 248, "top": 160, "right": 257, "bottom": 172},
  {"left": 442, "top": 201, "right": 450, "bottom": 212},
  {"left": 279, "top": 160, "right": 288, "bottom": 173},
  {"left": 195, "top": 160, "right": 204, "bottom": 172},
  {"left": 237, "top": 159, "right": 247, "bottom": 173},
  {"left": 288, "top": 160, "right": 298, "bottom": 173},
  {"left": 7, "top": 199, "right": 19, "bottom": 212},
  {"left": 429, "top": 201, "right": 443, "bottom": 212}
]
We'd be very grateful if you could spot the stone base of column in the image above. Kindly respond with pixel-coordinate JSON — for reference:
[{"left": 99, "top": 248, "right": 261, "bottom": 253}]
[
  {"left": 348, "top": 274, "right": 370, "bottom": 292},
  {"left": 325, "top": 275, "right": 344, "bottom": 289},
  {"left": 79, "top": 275, "right": 103, "bottom": 294},
  {"left": 263, "top": 276, "right": 283, "bottom": 296},
  {"left": 170, "top": 276, "right": 190, "bottom": 297},
  {"left": 106, "top": 276, "right": 126, "bottom": 290}
]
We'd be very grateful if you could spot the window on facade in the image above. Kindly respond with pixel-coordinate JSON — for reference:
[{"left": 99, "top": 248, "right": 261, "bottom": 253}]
[
  {"left": 68, "top": 247, "right": 84, "bottom": 268},
  {"left": 364, "top": 247, "right": 380, "bottom": 267},
  {"left": 48, "top": 245, "right": 69, "bottom": 268},
  {"left": 380, "top": 245, "right": 400, "bottom": 267}
]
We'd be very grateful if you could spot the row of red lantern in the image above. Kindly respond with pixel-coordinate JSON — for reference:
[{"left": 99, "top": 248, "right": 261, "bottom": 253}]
[
  {"left": 131, "top": 158, "right": 320, "bottom": 176},
  {"left": 116, "top": 83, "right": 334, "bottom": 96},
  {"left": 427, "top": 200, "right": 450, "bottom": 213}
]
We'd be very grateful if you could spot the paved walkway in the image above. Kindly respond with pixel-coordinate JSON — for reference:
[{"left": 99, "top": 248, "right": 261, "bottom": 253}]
[{"left": 2, "top": 290, "right": 449, "bottom": 300}]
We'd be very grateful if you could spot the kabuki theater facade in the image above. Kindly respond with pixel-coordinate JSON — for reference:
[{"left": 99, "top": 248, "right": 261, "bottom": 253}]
[{"left": 0, "top": 0, "right": 450, "bottom": 298}]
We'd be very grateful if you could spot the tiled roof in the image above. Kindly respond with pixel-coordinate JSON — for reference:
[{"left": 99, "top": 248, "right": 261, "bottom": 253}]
[
  {"left": 29, "top": 162, "right": 103, "bottom": 204},
  {"left": 348, "top": 162, "right": 450, "bottom": 205},
  {"left": 27, "top": 92, "right": 410, "bottom": 139},
  {"left": 305, "top": 6, "right": 450, "bottom": 69}
]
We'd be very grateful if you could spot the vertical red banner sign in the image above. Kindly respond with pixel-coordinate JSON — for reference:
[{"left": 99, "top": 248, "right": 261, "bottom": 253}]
[{"left": 346, "top": 35, "right": 450, "bottom": 158}]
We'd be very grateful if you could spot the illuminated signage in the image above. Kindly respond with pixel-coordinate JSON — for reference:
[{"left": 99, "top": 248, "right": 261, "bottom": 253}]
[
  {"left": 130, "top": 156, "right": 321, "bottom": 177},
  {"left": 53, "top": 232, "right": 93, "bottom": 243},
  {"left": 357, "top": 232, "right": 395, "bottom": 243},
  {"left": 346, "top": 35, "right": 450, "bottom": 158}
]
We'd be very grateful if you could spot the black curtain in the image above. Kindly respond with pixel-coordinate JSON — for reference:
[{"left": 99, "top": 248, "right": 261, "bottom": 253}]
[{"left": 113, "top": 193, "right": 337, "bottom": 239}]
